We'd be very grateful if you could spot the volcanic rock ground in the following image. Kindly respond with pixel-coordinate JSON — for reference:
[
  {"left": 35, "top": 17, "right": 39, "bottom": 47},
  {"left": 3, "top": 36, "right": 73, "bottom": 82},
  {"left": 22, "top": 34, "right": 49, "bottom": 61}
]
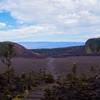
[{"left": 0, "top": 56, "right": 100, "bottom": 100}]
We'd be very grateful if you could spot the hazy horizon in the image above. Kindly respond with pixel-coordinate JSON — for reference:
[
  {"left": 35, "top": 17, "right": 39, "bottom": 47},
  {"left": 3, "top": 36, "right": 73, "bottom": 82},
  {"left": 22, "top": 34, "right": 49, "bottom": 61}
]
[{"left": 19, "top": 41, "right": 84, "bottom": 49}]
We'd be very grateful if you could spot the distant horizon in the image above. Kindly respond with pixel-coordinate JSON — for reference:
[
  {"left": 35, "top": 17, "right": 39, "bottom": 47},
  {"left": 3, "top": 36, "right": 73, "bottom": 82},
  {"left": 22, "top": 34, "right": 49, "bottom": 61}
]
[
  {"left": 0, "top": 40, "right": 86, "bottom": 43},
  {"left": 19, "top": 41, "right": 85, "bottom": 43},
  {"left": 18, "top": 42, "right": 85, "bottom": 49}
]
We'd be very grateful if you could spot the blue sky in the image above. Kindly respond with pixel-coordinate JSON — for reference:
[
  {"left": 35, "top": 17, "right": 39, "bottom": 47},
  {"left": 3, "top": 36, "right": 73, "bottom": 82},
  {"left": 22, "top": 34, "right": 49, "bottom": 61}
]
[{"left": 0, "top": 0, "right": 99, "bottom": 42}]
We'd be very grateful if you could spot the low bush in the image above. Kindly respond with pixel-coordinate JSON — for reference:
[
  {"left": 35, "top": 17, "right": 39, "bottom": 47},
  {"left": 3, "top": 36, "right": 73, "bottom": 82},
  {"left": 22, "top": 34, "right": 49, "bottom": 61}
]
[{"left": 42, "top": 66, "right": 100, "bottom": 100}]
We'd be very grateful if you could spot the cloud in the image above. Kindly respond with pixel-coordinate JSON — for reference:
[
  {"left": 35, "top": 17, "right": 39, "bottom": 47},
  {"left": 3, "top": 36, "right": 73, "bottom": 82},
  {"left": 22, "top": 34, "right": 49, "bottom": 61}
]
[
  {"left": 0, "top": 24, "right": 99, "bottom": 42},
  {"left": 0, "top": 0, "right": 99, "bottom": 23},
  {"left": 0, "top": 23, "right": 81, "bottom": 41},
  {"left": 0, "top": 0, "right": 99, "bottom": 41},
  {"left": 0, "top": 25, "right": 46, "bottom": 40},
  {"left": 0, "top": 22, "right": 6, "bottom": 29}
]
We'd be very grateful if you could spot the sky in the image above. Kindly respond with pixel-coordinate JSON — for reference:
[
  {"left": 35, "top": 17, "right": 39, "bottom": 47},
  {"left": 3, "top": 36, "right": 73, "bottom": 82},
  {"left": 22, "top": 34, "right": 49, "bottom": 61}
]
[{"left": 0, "top": 0, "right": 99, "bottom": 42}]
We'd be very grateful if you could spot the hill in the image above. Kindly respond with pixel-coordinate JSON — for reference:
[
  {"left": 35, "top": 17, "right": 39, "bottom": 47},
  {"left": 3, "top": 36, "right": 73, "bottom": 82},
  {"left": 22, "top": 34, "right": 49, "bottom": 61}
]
[
  {"left": 32, "top": 46, "right": 87, "bottom": 57},
  {"left": 0, "top": 41, "right": 41, "bottom": 58},
  {"left": 32, "top": 38, "right": 100, "bottom": 57},
  {"left": 85, "top": 38, "right": 100, "bottom": 54},
  {"left": 0, "top": 38, "right": 100, "bottom": 58}
]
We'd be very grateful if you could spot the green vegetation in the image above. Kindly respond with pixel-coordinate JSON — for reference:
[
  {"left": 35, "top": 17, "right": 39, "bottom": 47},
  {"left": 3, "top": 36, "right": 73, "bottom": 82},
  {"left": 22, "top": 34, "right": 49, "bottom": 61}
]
[
  {"left": 0, "top": 67, "right": 54, "bottom": 100},
  {"left": 85, "top": 38, "right": 100, "bottom": 54},
  {"left": 42, "top": 64, "right": 100, "bottom": 100},
  {"left": 0, "top": 42, "right": 54, "bottom": 100},
  {"left": 1, "top": 41, "right": 100, "bottom": 100},
  {"left": 0, "top": 42, "right": 15, "bottom": 83}
]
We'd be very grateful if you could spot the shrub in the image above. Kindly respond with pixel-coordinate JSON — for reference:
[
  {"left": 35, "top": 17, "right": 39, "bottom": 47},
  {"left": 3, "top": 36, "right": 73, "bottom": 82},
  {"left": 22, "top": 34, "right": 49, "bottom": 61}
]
[
  {"left": 42, "top": 67, "right": 100, "bottom": 100},
  {"left": 44, "top": 73, "right": 55, "bottom": 83}
]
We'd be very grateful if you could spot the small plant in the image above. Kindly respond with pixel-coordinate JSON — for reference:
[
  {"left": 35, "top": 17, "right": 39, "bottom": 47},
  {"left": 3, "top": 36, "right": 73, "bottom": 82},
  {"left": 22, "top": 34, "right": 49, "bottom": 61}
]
[
  {"left": 42, "top": 66, "right": 100, "bottom": 100},
  {"left": 44, "top": 73, "right": 55, "bottom": 83},
  {"left": 72, "top": 62, "right": 78, "bottom": 75}
]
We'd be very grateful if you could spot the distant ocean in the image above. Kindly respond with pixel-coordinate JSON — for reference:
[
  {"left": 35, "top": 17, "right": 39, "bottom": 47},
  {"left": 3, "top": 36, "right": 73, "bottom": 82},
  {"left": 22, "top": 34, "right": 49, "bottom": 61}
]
[{"left": 19, "top": 42, "right": 85, "bottom": 49}]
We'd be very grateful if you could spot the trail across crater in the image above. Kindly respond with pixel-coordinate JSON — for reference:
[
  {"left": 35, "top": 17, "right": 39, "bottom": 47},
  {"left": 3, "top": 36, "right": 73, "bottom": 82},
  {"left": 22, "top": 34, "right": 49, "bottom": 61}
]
[{"left": 47, "top": 57, "right": 58, "bottom": 79}]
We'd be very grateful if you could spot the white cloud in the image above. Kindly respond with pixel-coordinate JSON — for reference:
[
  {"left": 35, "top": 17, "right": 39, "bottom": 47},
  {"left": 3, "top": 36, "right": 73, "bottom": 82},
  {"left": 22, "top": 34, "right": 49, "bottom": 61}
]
[
  {"left": 0, "top": 0, "right": 99, "bottom": 23},
  {"left": 0, "top": 22, "right": 6, "bottom": 29},
  {"left": 0, "top": 23, "right": 81, "bottom": 41},
  {"left": 0, "top": 0, "right": 99, "bottom": 41}
]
